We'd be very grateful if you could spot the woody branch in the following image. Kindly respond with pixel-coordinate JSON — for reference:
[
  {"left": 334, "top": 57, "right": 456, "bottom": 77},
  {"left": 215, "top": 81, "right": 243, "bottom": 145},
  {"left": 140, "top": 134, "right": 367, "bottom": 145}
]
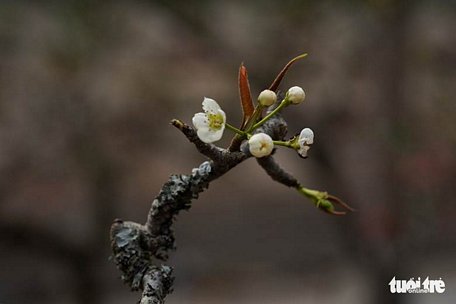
[{"left": 110, "top": 115, "right": 292, "bottom": 304}]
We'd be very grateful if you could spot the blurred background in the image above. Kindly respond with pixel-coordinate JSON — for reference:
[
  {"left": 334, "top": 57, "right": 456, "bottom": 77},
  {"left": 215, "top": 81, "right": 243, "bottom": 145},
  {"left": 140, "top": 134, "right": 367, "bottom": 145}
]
[{"left": 1, "top": 0, "right": 455, "bottom": 303}]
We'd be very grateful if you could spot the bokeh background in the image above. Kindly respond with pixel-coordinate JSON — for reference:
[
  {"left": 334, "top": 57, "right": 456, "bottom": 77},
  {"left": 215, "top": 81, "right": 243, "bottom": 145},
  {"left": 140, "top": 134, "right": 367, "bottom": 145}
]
[{"left": 1, "top": 1, "right": 455, "bottom": 303}]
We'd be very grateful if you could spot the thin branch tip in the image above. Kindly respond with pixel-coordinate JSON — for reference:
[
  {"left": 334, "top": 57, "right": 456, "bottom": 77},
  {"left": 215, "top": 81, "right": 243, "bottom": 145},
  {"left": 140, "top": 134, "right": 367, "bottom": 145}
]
[{"left": 171, "top": 119, "right": 184, "bottom": 128}]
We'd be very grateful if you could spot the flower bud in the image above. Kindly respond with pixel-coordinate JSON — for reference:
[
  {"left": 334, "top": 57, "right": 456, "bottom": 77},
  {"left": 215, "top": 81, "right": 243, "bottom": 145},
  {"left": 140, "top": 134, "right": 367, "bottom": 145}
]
[
  {"left": 257, "top": 89, "right": 277, "bottom": 106},
  {"left": 287, "top": 86, "right": 305, "bottom": 104},
  {"left": 248, "top": 133, "right": 274, "bottom": 158}
]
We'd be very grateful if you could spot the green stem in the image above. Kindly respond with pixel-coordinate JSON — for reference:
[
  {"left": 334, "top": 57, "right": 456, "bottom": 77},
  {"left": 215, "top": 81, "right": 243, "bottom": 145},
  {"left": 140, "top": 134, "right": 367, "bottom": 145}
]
[
  {"left": 272, "top": 140, "right": 293, "bottom": 148},
  {"left": 225, "top": 123, "right": 247, "bottom": 136},
  {"left": 250, "top": 98, "right": 290, "bottom": 131},
  {"left": 243, "top": 105, "right": 264, "bottom": 131},
  {"left": 298, "top": 186, "right": 324, "bottom": 200}
]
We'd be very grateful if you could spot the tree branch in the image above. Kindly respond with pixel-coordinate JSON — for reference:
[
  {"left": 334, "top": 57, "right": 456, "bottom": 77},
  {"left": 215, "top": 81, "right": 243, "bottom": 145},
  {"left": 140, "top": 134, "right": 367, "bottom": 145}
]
[
  {"left": 110, "top": 121, "right": 248, "bottom": 303},
  {"left": 110, "top": 104, "right": 347, "bottom": 303},
  {"left": 171, "top": 119, "right": 229, "bottom": 163}
]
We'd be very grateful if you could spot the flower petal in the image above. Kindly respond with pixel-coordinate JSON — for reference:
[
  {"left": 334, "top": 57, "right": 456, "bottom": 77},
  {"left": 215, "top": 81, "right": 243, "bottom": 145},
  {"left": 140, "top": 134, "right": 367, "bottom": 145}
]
[
  {"left": 299, "top": 128, "right": 314, "bottom": 145},
  {"left": 192, "top": 112, "right": 208, "bottom": 130},
  {"left": 298, "top": 145, "right": 310, "bottom": 158},
  {"left": 217, "top": 109, "right": 226, "bottom": 124},
  {"left": 197, "top": 125, "right": 224, "bottom": 143},
  {"left": 202, "top": 97, "right": 221, "bottom": 114}
]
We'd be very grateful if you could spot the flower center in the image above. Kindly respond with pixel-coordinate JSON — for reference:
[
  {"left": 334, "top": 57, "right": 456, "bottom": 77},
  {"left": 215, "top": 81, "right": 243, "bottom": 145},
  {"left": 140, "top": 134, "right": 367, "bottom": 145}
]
[
  {"left": 207, "top": 113, "right": 224, "bottom": 130},
  {"left": 260, "top": 141, "right": 268, "bottom": 151}
]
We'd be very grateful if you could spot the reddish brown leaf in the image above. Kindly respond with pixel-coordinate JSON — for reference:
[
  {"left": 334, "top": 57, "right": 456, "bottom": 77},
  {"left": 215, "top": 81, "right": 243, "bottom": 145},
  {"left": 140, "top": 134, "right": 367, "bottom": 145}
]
[
  {"left": 328, "top": 194, "right": 356, "bottom": 212},
  {"left": 238, "top": 63, "right": 254, "bottom": 128},
  {"left": 268, "top": 53, "right": 308, "bottom": 92}
]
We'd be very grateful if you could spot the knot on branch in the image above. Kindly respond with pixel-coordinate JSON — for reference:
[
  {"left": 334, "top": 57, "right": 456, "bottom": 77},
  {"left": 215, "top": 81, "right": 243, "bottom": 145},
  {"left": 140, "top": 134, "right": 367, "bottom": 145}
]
[
  {"left": 111, "top": 221, "right": 174, "bottom": 304},
  {"left": 110, "top": 221, "right": 155, "bottom": 290},
  {"left": 255, "top": 112, "right": 288, "bottom": 141}
]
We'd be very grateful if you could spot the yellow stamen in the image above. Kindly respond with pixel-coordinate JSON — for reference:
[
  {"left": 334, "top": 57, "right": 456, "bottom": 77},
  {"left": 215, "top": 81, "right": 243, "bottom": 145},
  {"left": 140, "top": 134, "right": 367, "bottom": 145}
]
[{"left": 208, "top": 113, "right": 224, "bottom": 130}]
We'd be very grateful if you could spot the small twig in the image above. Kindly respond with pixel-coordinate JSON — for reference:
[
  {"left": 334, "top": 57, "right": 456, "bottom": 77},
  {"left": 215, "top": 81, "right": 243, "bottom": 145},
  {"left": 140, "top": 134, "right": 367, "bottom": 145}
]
[
  {"left": 171, "top": 119, "right": 226, "bottom": 162},
  {"left": 256, "top": 156, "right": 299, "bottom": 188}
]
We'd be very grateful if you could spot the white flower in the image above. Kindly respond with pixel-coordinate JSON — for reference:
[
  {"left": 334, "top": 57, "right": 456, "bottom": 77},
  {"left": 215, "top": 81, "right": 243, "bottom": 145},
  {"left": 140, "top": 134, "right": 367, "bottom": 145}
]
[
  {"left": 258, "top": 89, "right": 277, "bottom": 106},
  {"left": 287, "top": 86, "right": 306, "bottom": 104},
  {"left": 192, "top": 97, "right": 226, "bottom": 143},
  {"left": 297, "top": 128, "right": 314, "bottom": 157},
  {"left": 249, "top": 133, "right": 274, "bottom": 158}
]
